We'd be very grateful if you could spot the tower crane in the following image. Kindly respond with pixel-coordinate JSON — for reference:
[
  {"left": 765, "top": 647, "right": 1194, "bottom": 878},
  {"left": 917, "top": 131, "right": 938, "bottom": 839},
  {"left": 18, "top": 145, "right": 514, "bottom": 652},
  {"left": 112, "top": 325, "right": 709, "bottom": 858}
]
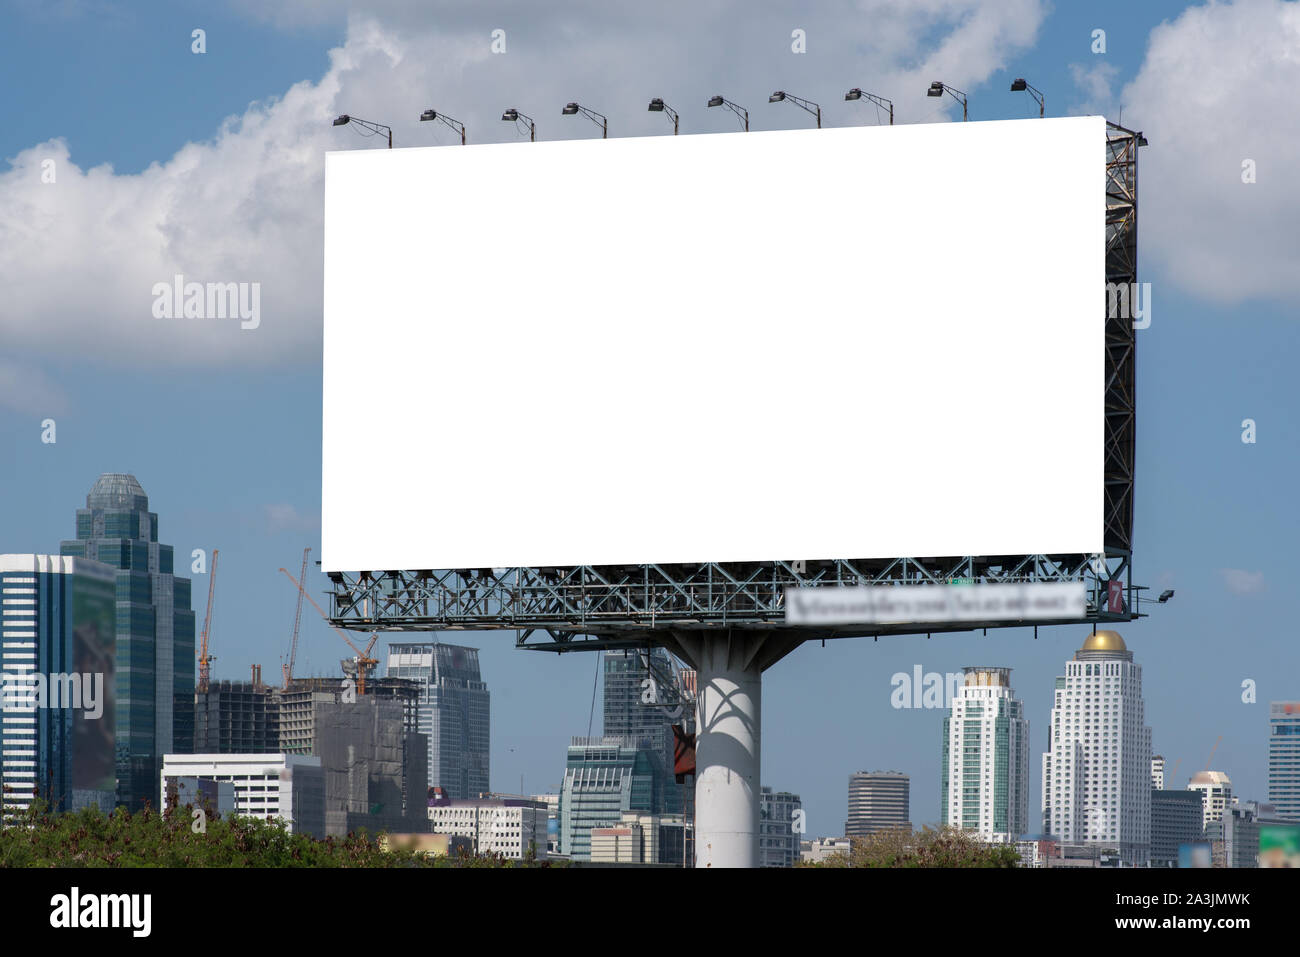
[
  {"left": 279, "top": 566, "right": 379, "bottom": 695},
  {"left": 281, "top": 547, "right": 310, "bottom": 688},
  {"left": 1205, "top": 735, "right": 1223, "bottom": 771},
  {"left": 198, "top": 548, "right": 218, "bottom": 693}
]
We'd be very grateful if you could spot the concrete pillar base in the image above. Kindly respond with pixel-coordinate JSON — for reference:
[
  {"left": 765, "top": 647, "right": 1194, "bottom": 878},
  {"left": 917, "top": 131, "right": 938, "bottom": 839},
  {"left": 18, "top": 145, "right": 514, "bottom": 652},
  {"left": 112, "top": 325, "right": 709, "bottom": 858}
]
[{"left": 663, "top": 629, "right": 803, "bottom": 869}]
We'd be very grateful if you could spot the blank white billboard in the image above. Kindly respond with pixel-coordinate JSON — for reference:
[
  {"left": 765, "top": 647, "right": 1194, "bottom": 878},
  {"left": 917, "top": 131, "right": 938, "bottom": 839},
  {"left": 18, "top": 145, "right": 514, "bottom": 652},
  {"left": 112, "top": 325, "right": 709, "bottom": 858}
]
[{"left": 323, "top": 116, "right": 1104, "bottom": 572}]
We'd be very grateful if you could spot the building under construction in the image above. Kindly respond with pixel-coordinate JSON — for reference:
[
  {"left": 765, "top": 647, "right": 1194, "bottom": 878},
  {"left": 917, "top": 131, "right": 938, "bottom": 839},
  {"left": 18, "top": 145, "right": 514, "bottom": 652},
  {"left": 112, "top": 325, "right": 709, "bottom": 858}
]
[
  {"left": 277, "top": 676, "right": 419, "bottom": 755},
  {"left": 315, "top": 693, "right": 427, "bottom": 837},
  {"left": 195, "top": 677, "right": 280, "bottom": 753},
  {"left": 261, "top": 676, "right": 426, "bottom": 836}
]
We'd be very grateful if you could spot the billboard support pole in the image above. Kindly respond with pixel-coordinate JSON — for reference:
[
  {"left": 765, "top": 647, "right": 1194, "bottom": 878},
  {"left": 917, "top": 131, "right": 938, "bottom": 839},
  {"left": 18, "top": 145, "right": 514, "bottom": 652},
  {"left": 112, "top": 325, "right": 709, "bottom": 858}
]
[{"left": 662, "top": 628, "right": 802, "bottom": 868}]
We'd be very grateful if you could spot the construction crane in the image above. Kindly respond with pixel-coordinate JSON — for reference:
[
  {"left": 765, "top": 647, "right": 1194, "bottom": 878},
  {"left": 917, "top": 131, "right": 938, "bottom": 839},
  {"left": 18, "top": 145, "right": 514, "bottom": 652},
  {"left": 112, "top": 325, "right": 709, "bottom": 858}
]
[
  {"left": 1205, "top": 735, "right": 1223, "bottom": 771},
  {"left": 198, "top": 548, "right": 218, "bottom": 693},
  {"left": 279, "top": 566, "right": 379, "bottom": 695},
  {"left": 281, "top": 547, "right": 311, "bottom": 689}
]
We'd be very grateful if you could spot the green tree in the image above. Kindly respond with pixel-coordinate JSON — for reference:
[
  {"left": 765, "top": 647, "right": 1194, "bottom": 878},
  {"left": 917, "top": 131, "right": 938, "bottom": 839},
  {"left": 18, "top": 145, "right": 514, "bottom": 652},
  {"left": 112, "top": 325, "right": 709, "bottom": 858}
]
[
  {"left": 801, "top": 825, "right": 1021, "bottom": 868},
  {"left": 0, "top": 800, "right": 562, "bottom": 868}
]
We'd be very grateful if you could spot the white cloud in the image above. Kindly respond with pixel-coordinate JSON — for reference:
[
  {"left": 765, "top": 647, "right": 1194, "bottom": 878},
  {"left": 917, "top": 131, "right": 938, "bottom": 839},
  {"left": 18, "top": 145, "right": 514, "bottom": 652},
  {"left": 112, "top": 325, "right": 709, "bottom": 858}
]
[
  {"left": 1218, "top": 568, "right": 1265, "bottom": 595},
  {"left": 1120, "top": 0, "right": 1300, "bottom": 305},
  {"left": 0, "top": 1, "right": 1047, "bottom": 368},
  {"left": 263, "top": 503, "right": 321, "bottom": 533},
  {"left": 1067, "top": 61, "right": 1120, "bottom": 114}
]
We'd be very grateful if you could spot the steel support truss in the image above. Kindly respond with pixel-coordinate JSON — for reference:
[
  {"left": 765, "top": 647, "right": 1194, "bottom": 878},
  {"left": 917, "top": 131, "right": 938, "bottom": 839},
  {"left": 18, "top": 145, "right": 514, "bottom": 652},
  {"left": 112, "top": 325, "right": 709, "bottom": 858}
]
[
  {"left": 327, "top": 120, "right": 1146, "bottom": 655},
  {"left": 327, "top": 552, "right": 1142, "bottom": 652},
  {"left": 1105, "top": 121, "right": 1142, "bottom": 554}
]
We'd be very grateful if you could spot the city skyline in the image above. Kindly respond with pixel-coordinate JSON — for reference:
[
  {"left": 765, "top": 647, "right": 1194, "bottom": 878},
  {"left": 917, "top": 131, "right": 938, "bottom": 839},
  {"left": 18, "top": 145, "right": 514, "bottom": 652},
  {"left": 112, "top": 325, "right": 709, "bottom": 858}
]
[
  {"left": 1, "top": 469, "right": 1292, "bottom": 839},
  {"left": 1, "top": 472, "right": 1292, "bottom": 860}
]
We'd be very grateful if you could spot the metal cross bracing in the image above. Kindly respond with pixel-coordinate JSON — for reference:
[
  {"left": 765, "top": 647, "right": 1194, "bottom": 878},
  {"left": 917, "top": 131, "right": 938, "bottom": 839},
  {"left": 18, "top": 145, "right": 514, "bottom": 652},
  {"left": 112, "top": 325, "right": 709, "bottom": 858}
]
[
  {"left": 325, "top": 119, "right": 1148, "bottom": 655},
  {"left": 326, "top": 552, "right": 1142, "bottom": 652},
  {"left": 1104, "top": 121, "right": 1143, "bottom": 555}
]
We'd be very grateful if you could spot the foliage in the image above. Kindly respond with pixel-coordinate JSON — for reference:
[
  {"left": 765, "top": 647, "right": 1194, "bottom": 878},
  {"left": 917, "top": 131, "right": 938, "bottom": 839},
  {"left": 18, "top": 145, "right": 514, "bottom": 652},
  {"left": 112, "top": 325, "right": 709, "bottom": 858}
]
[
  {"left": 801, "top": 825, "right": 1022, "bottom": 868},
  {"left": 0, "top": 800, "right": 561, "bottom": 868}
]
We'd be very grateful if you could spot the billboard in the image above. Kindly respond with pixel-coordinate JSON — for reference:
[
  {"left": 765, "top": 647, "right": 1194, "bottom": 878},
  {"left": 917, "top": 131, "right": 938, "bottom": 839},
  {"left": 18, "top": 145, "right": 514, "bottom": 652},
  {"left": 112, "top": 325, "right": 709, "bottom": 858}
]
[
  {"left": 323, "top": 117, "right": 1104, "bottom": 572},
  {"left": 1260, "top": 824, "right": 1300, "bottom": 868}
]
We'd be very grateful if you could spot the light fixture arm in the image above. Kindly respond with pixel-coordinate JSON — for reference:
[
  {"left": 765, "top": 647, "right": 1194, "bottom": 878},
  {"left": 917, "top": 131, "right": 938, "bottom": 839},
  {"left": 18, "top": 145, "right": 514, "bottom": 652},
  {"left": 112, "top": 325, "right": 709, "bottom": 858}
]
[
  {"left": 504, "top": 110, "right": 536, "bottom": 141},
  {"left": 568, "top": 104, "right": 607, "bottom": 138},
  {"left": 711, "top": 97, "right": 749, "bottom": 132},
  {"left": 775, "top": 92, "right": 822, "bottom": 128},
  {"left": 848, "top": 89, "right": 894, "bottom": 125},
  {"left": 338, "top": 115, "right": 393, "bottom": 148},
  {"left": 435, "top": 113, "right": 467, "bottom": 145},
  {"left": 1017, "top": 81, "right": 1045, "bottom": 118},
  {"left": 943, "top": 85, "right": 968, "bottom": 121}
]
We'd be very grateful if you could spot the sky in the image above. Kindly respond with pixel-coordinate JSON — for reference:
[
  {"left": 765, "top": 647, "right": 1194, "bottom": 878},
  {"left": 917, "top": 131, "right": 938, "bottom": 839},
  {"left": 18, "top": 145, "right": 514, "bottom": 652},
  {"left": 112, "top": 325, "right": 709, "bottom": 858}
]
[{"left": 1, "top": 0, "right": 1298, "bottom": 839}]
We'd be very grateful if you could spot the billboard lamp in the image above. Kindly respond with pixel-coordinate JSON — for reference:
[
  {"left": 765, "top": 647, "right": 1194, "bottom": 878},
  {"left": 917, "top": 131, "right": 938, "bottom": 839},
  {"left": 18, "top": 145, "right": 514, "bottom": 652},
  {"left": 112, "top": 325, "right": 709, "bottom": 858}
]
[
  {"left": 332, "top": 114, "right": 392, "bottom": 148},
  {"left": 707, "top": 95, "right": 748, "bottom": 132},
  {"left": 420, "top": 109, "right": 466, "bottom": 145},
  {"left": 769, "top": 90, "right": 821, "bottom": 128}
]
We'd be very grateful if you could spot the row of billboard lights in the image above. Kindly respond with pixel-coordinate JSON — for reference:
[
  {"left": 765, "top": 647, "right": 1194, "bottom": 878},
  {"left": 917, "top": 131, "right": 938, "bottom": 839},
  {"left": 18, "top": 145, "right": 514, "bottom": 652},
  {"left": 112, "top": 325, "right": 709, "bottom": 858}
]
[{"left": 331, "top": 78, "right": 1048, "bottom": 148}]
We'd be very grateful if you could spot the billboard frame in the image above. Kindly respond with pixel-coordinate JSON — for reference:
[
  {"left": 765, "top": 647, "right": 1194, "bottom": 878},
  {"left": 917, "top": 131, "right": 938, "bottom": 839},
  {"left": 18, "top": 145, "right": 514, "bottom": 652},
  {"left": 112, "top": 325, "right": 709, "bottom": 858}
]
[{"left": 325, "top": 121, "right": 1147, "bottom": 650}]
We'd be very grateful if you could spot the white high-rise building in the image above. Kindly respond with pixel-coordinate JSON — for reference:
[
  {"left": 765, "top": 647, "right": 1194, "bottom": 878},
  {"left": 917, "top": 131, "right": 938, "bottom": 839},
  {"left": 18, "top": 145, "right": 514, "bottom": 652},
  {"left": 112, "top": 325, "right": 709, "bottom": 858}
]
[
  {"left": 1189, "top": 770, "right": 1233, "bottom": 831},
  {"left": 160, "top": 753, "right": 325, "bottom": 837},
  {"left": 941, "top": 666, "right": 1030, "bottom": 843},
  {"left": 427, "top": 795, "right": 549, "bottom": 860},
  {"left": 1151, "top": 755, "right": 1165, "bottom": 791},
  {"left": 1041, "top": 631, "right": 1152, "bottom": 866}
]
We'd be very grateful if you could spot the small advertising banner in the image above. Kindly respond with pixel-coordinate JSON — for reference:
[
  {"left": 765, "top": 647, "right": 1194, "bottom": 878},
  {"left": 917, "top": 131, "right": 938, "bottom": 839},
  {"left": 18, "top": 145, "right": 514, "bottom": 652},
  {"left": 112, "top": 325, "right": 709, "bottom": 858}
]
[
  {"left": 785, "top": 581, "right": 1087, "bottom": 626},
  {"left": 1108, "top": 579, "right": 1124, "bottom": 613}
]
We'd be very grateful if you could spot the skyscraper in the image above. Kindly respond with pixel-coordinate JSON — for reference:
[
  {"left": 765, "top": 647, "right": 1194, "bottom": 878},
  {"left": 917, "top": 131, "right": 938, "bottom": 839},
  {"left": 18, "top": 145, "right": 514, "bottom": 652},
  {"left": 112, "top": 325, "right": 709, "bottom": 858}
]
[
  {"left": 1268, "top": 702, "right": 1300, "bottom": 821},
  {"left": 59, "top": 474, "right": 195, "bottom": 810},
  {"left": 558, "top": 736, "right": 656, "bottom": 860},
  {"left": 0, "top": 555, "right": 117, "bottom": 817},
  {"left": 194, "top": 679, "right": 280, "bottom": 753},
  {"left": 759, "top": 786, "right": 804, "bottom": 867},
  {"left": 1206, "top": 804, "right": 1261, "bottom": 869},
  {"left": 385, "top": 641, "right": 489, "bottom": 799},
  {"left": 1041, "top": 630, "right": 1152, "bottom": 866},
  {"left": 602, "top": 648, "right": 687, "bottom": 815},
  {"left": 845, "top": 771, "right": 910, "bottom": 837},
  {"left": 1150, "top": 788, "right": 1203, "bottom": 867},
  {"left": 1151, "top": 755, "right": 1165, "bottom": 791},
  {"left": 1188, "top": 770, "right": 1233, "bottom": 831},
  {"left": 940, "top": 666, "right": 1030, "bottom": 843}
]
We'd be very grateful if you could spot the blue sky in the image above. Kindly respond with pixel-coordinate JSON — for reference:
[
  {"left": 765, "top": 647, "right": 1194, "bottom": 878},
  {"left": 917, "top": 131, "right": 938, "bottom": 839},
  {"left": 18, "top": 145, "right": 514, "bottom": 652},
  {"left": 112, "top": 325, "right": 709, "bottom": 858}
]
[{"left": 2, "top": 0, "right": 1297, "bottom": 838}]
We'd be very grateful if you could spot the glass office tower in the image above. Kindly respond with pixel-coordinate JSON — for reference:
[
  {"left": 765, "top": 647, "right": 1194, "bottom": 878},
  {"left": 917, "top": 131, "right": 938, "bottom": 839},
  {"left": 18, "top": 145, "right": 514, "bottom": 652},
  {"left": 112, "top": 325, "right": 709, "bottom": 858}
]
[
  {"left": 603, "top": 648, "right": 686, "bottom": 815},
  {"left": 59, "top": 473, "right": 195, "bottom": 810},
  {"left": 0, "top": 555, "right": 117, "bottom": 817},
  {"left": 386, "top": 641, "right": 490, "bottom": 799},
  {"left": 1269, "top": 702, "right": 1300, "bottom": 822},
  {"left": 558, "top": 736, "right": 656, "bottom": 860}
]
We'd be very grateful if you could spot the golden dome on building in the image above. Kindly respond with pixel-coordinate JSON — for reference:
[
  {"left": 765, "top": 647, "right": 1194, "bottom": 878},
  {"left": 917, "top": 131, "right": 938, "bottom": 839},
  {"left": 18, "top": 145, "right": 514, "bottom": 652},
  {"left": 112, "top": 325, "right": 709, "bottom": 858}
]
[{"left": 1081, "top": 630, "right": 1127, "bottom": 653}]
